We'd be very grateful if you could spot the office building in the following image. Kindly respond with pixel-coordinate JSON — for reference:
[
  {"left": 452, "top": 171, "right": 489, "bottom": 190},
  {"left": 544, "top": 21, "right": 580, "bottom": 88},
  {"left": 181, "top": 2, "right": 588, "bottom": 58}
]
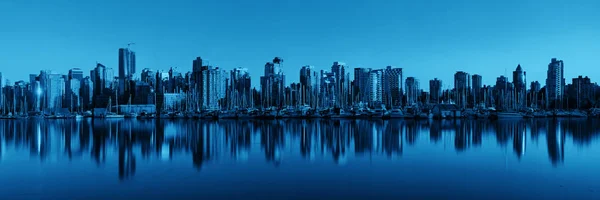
[
  {"left": 545, "top": 58, "right": 565, "bottom": 108},
  {"left": 118, "top": 48, "right": 136, "bottom": 96},
  {"left": 353, "top": 68, "right": 372, "bottom": 105},
  {"left": 472, "top": 74, "right": 482, "bottom": 105},
  {"left": 331, "top": 62, "right": 348, "bottom": 108},
  {"left": 429, "top": 78, "right": 442, "bottom": 104},
  {"left": 299, "top": 66, "right": 319, "bottom": 108},
  {"left": 513, "top": 64, "right": 526, "bottom": 108},
  {"left": 261, "top": 62, "right": 285, "bottom": 108},
  {"left": 405, "top": 77, "right": 419, "bottom": 105},
  {"left": 369, "top": 69, "right": 384, "bottom": 106},
  {"left": 383, "top": 66, "right": 403, "bottom": 108},
  {"left": 229, "top": 68, "right": 252, "bottom": 109},
  {"left": 454, "top": 71, "right": 470, "bottom": 108}
]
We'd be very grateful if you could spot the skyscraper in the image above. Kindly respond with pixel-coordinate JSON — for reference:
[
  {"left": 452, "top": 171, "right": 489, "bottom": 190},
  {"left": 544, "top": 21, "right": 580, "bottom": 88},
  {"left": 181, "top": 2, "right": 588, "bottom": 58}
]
[
  {"left": 118, "top": 48, "right": 136, "bottom": 96},
  {"left": 93, "top": 63, "right": 107, "bottom": 95},
  {"left": 353, "top": 68, "right": 372, "bottom": 105},
  {"left": 513, "top": 64, "right": 526, "bottom": 108},
  {"left": 191, "top": 57, "right": 205, "bottom": 110},
  {"left": 331, "top": 62, "right": 348, "bottom": 108},
  {"left": 570, "top": 76, "right": 593, "bottom": 109},
  {"left": 472, "top": 74, "right": 482, "bottom": 106},
  {"left": 405, "top": 77, "right": 419, "bottom": 105},
  {"left": 454, "top": 71, "right": 470, "bottom": 108},
  {"left": 530, "top": 81, "right": 541, "bottom": 93},
  {"left": 47, "top": 72, "right": 65, "bottom": 110},
  {"left": 66, "top": 68, "right": 84, "bottom": 110},
  {"left": 369, "top": 69, "right": 383, "bottom": 106},
  {"left": 81, "top": 77, "right": 93, "bottom": 109},
  {"left": 299, "top": 66, "right": 319, "bottom": 108},
  {"left": 383, "top": 66, "right": 403, "bottom": 108},
  {"left": 141, "top": 68, "right": 156, "bottom": 86},
  {"left": 260, "top": 62, "right": 285, "bottom": 108},
  {"left": 201, "top": 66, "right": 226, "bottom": 110},
  {"left": 546, "top": 58, "right": 565, "bottom": 108},
  {"left": 429, "top": 78, "right": 442, "bottom": 104},
  {"left": 229, "top": 68, "right": 252, "bottom": 109}
]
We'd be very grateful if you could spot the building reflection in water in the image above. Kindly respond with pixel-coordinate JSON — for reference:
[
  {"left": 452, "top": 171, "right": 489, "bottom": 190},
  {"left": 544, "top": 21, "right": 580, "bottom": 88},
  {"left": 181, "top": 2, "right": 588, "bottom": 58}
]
[{"left": 0, "top": 118, "right": 599, "bottom": 179}]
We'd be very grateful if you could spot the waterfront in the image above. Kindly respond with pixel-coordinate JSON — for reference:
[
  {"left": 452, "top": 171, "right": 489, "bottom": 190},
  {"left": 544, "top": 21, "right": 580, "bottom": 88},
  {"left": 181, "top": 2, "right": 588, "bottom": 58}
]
[{"left": 1, "top": 119, "right": 599, "bottom": 199}]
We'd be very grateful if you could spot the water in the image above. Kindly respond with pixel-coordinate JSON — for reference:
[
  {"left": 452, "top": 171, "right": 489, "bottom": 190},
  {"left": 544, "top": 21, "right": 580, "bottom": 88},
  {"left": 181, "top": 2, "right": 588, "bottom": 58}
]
[{"left": 0, "top": 119, "right": 599, "bottom": 199}]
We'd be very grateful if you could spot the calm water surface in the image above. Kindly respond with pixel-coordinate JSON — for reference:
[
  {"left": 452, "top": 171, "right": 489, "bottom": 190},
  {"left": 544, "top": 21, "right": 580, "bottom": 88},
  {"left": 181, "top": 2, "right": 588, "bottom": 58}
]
[{"left": 1, "top": 119, "right": 599, "bottom": 199}]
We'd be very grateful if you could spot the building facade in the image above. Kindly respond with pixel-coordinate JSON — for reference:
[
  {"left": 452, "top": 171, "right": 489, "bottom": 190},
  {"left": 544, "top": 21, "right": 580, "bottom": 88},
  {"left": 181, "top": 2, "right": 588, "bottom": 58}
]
[
  {"left": 471, "top": 74, "right": 482, "bottom": 106},
  {"left": 118, "top": 48, "right": 136, "bottom": 96},
  {"left": 429, "top": 78, "right": 442, "bottom": 104},
  {"left": 383, "top": 66, "right": 403, "bottom": 108},
  {"left": 405, "top": 77, "right": 419, "bottom": 106},
  {"left": 454, "top": 71, "right": 470, "bottom": 108},
  {"left": 545, "top": 58, "right": 565, "bottom": 108}
]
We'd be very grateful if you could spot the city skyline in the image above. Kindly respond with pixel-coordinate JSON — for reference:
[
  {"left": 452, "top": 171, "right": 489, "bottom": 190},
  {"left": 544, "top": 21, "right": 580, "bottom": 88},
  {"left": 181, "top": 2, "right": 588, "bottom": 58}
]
[{"left": 1, "top": 0, "right": 600, "bottom": 90}]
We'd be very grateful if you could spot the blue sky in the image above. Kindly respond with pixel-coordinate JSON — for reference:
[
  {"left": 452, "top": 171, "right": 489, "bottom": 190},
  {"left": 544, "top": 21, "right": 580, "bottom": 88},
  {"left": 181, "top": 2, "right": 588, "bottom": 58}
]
[{"left": 1, "top": 0, "right": 599, "bottom": 90}]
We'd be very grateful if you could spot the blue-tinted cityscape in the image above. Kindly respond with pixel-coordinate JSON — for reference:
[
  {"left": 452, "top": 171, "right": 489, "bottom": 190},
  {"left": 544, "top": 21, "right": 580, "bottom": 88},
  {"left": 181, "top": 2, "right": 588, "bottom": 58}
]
[
  {"left": 0, "top": 49, "right": 598, "bottom": 119},
  {"left": 2, "top": 1, "right": 600, "bottom": 199}
]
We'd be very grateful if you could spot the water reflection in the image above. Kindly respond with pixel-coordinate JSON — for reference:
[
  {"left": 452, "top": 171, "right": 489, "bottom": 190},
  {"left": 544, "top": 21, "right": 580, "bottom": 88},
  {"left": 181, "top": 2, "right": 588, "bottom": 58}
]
[{"left": 1, "top": 119, "right": 599, "bottom": 180}]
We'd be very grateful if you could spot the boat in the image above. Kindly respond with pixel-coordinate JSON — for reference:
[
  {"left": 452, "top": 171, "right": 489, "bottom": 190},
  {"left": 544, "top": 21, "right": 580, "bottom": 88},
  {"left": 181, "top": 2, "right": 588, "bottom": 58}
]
[
  {"left": 220, "top": 110, "right": 238, "bottom": 119},
  {"left": 492, "top": 111, "right": 524, "bottom": 119},
  {"left": 370, "top": 105, "right": 386, "bottom": 118},
  {"left": 45, "top": 114, "right": 69, "bottom": 119},
  {"left": 124, "top": 113, "right": 138, "bottom": 119},
  {"left": 569, "top": 110, "right": 587, "bottom": 118},
  {"left": 533, "top": 111, "right": 548, "bottom": 118},
  {"left": 0, "top": 115, "right": 16, "bottom": 120},
  {"left": 476, "top": 112, "right": 490, "bottom": 119},
  {"left": 330, "top": 108, "right": 352, "bottom": 118},
  {"left": 387, "top": 109, "right": 404, "bottom": 118},
  {"left": 259, "top": 107, "right": 278, "bottom": 119},
  {"left": 416, "top": 112, "right": 433, "bottom": 119},
  {"left": 553, "top": 110, "right": 569, "bottom": 118}
]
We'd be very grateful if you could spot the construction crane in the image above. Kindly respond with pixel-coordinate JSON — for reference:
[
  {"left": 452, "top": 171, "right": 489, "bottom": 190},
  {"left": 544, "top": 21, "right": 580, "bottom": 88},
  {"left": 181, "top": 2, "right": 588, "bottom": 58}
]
[{"left": 127, "top": 42, "right": 136, "bottom": 48}]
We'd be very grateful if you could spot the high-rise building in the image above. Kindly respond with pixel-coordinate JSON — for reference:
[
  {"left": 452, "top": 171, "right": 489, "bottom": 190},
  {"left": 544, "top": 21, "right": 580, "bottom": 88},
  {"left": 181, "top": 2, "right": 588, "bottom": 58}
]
[
  {"left": 191, "top": 57, "right": 205, "bottom": 110},
  {"left": 545, "top": 58, "right": 565, "bottom": 108},
  {"left": 353, "top": 68, "right": 372, "bottom": 105},
  {"left": 229, "top": 68, "right": 252, "bottom": 109},
  {"left": 383, "top": 66, "right": 403, "bottom": 108},
  {"left": 429, "top": 78, "right": 442, "bottom": 104},
  {"left": 168, "top": 67, "right": 185, "bottom": 93},
  {"left": 494, "top": 75, "right": 513, "bottom": 109},
  {"left": 331, "top": 62, "right": 348, "bottom": 108},
  {"left": 454, "top": 71, "right": 470, "bottom": 108},
  {"left": 66, "top": 68, "right": 84, "bottom": 110},
  {"left": 299, "top": 66, "right": 319, "bottom": 108},
  {"left": 369, "top": 69, "right": 383, "bottom": 106},
  {"left": 118, "top": 48, "right": 136, "bottom": 96},
  {"left": 141, "top": 68, "right": 156, "bottom": 87},
  {"left": 260, "top": 62, "right": 285, "bottom": 108},
  {"left": 472, "top": 74, "right": 482, "bottom": 105},
  {"left": 81, "top": 77, "right": 93, "bottom": 109},
  {"left": 93, "top": 63, "right": 107, "bottom": 95},
  {"left": 530, "top": 81, "right": 541, "bottom": 93},
  {"left": 405, "top": 77, "right": 420, "bottom": 105},
  {"left": 570, "top": 76, "right": 594, "bottom": 109},
  {"left": 320, "top": 70, "right": 336, "bottom": 108},
  {"left": 201, "top": 66, "right": 227, "bottom": 110},
  {"left": 513, "top": 64, "right": 526, "bottom": 108},
  {"left": 47, "top": 72, "right": 65, "bottom": 110}
]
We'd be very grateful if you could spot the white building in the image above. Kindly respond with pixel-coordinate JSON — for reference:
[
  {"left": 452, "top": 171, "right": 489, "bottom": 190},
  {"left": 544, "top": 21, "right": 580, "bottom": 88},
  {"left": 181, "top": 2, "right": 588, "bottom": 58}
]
[{"left": 369, "top": 69, "right": 383, "bottom": 106}]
